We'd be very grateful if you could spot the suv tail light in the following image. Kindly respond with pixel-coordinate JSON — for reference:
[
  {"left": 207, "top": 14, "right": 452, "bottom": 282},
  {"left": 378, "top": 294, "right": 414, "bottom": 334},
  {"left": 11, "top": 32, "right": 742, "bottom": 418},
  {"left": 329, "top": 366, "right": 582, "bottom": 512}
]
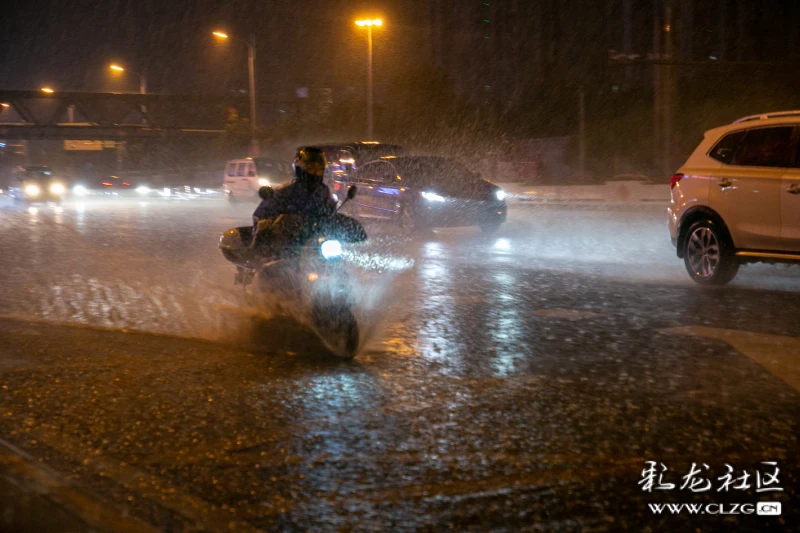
[{"left": 670, "top": 173, "right": 684, "bottom": 189}]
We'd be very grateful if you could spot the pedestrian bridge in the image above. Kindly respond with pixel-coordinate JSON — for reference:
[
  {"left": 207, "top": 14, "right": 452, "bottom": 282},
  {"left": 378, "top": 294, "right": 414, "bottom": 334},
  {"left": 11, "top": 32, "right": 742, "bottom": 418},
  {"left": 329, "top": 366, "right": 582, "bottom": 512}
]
[{"left": 0, "top": 90, "right": 292, "bottom": 140}]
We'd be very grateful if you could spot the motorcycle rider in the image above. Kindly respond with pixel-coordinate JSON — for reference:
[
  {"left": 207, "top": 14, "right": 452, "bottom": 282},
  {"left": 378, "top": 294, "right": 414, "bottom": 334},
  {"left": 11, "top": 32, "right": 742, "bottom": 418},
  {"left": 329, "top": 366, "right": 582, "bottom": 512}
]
[
  {"left": 253, "top": 147, "right": 335, "bottom": 222},
  {"left": 251, "top": 147, "right": 336, "bottom": 255}
]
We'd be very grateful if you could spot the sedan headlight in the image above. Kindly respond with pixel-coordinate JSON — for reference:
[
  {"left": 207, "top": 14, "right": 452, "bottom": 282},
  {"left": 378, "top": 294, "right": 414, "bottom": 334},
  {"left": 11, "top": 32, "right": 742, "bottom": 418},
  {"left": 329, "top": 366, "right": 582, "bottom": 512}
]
[
  {"left": 73, "top": 184, "right": 88, "bottom": 196},
  {"left": 25, "top": 184, "right": 40, "bottom": 197},
  {"left": 50, "top": 182, "right": 65, "bottom": 195},
  {"left": 258, "top": 178, "right": 270, "bottom": 187},
  {"left": 495, "top": 189, "right": 506, "bottom": 201},
  {"left": 320, "top": 239, "right": 343, "bottom": 260},
  {"left": 421, "top": 191, "right": 445, "bottom": 202},
  {"left": 136, "top": 186, "right": 151, "bottom": 195}
]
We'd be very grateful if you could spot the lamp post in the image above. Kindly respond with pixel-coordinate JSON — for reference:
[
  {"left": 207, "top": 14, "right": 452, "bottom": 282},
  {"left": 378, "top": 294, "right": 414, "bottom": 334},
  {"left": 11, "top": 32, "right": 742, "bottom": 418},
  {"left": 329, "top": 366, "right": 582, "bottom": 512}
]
[
  {"left": 213, "top": 31, "right": 259, "bottom": 157},
  {"left": 110, "top": 64, "right": 148, "bottom": 124},
  {"left": 109, "top": 64, "right": 146, "bottom": 94},
  {"left": 355, "top": 19, "right": 382, "bottom": 140}
]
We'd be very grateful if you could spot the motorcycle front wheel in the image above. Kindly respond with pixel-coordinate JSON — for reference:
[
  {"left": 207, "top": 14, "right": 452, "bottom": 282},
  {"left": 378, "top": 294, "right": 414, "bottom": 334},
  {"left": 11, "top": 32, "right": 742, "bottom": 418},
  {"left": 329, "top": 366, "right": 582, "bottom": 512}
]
[{"left": 311, "top": 298, "right": 360, "bottom": 359}]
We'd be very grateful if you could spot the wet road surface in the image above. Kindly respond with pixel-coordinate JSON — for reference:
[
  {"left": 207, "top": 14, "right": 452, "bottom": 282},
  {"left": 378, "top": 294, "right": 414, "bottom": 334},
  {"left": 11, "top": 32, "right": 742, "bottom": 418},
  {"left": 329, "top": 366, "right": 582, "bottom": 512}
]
[{"left": 0, "top": 198, "right": 798, "bottom": 532}]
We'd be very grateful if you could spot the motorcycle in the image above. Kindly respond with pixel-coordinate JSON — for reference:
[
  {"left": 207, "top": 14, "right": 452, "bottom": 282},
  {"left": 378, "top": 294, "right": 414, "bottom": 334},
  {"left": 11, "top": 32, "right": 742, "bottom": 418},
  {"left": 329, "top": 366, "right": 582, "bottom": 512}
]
[{"left": 219, "top": 186, "right": 367, "bottom": 358}]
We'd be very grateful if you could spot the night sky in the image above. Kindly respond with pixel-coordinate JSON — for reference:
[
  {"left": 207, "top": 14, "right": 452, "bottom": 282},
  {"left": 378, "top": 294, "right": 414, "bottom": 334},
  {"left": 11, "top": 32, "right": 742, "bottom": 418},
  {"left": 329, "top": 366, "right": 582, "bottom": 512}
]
[
  {"left": 0, "top": 0, "right": 420, "bottom": 98},
  {"left": 2, "top": 1, "right": 797, "bottom": 99},
  {"left": 1, "top": 0, "right": 798, "bottom": 148}
]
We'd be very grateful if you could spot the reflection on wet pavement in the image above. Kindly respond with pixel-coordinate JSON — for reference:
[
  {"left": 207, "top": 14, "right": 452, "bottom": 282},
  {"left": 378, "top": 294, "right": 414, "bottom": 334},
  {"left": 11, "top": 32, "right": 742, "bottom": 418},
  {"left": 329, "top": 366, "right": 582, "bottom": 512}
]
[{"left": 0, "top": 199, "right": 798, "bottom": 531}]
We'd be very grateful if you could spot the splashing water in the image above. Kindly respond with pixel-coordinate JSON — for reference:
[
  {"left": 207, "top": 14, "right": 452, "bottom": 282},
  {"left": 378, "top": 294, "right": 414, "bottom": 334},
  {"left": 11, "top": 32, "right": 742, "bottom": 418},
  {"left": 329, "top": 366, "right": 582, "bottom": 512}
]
[{"left": 0, "top": 200, "right": 416, "bottom": 356}]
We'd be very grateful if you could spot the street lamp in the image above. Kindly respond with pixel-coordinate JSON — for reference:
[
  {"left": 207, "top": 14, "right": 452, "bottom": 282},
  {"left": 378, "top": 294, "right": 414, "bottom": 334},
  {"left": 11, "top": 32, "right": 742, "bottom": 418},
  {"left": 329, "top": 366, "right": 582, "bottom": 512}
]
[
  {"left": 109, "top": 63, "right": 148, "bottom": 125},
  {"left": 41, "top": 87, "right": 54, "bottom": 94},
  {"left": 213, "top": 30, "right": 259, "bottom": 157},
  {"left": 109, "top": 64, "right": 146, "bottom": 95},
  {"left": 355, "top": 18, "right": 382, "bottom": 140}
]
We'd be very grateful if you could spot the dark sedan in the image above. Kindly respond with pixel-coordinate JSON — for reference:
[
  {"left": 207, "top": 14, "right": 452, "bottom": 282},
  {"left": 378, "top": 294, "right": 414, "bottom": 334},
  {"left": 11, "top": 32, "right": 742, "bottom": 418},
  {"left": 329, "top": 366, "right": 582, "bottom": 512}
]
[
  {"left": 313, "top": 142, "right": 406, "bottom": 190},
  {"left": 337, "top": 156, "right": 507, "bottom": 233}
]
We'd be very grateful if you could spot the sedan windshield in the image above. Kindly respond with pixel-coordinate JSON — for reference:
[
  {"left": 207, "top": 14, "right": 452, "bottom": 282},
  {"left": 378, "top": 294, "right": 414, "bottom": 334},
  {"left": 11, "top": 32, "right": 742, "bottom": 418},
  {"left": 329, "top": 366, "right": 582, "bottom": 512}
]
[{"left": 22, "top": 167, "right": 53, "bottom": 178}]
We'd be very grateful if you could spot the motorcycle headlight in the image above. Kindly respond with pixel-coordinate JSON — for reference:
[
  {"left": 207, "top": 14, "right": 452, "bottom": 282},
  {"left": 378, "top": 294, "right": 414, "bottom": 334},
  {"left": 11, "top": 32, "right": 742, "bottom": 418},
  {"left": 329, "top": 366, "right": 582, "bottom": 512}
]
[
  {"left": 25, "top": 184, "right": 40, "bottom": 197},
  {"left": 495, "top": 189, "right": 506, "bottom": 201},
  {"left": 50, "top": 182, "right": 65, "bottom": 195},
  {"left": 258, "top": 178, "right": 270, "bottom": 187},
  {"left": 421, "top": 191, "right": 445, "bottom": 202},
  {"left": 320, "top": 239, "right": 343, "bottom": 260}
]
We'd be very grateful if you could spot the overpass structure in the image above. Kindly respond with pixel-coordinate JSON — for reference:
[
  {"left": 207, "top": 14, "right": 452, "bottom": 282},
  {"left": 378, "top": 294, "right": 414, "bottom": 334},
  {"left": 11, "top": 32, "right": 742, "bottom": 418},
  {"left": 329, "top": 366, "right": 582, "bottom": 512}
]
[{"left": 0, "top": 90, "right": 294, "bottom": 140}]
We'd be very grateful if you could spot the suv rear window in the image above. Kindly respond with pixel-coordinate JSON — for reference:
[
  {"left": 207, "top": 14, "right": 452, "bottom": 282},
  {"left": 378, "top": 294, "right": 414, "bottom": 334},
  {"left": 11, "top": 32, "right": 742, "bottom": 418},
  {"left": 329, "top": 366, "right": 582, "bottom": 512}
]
[
  {"left": 731, "top": 126, "right": 795, "bottom": 168},
  {"left": 709, "top": 131, "right": 746, "bottom": 164}
]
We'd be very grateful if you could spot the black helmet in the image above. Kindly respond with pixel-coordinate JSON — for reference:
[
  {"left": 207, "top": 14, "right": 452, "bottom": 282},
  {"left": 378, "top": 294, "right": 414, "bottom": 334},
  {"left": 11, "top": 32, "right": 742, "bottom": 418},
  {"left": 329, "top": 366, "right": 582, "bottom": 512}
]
[
  {"left": 258, "top": 185, "right": 274, "bottom": 200},
  {"left": 294, "top": 147, "right": 326, "bottom": 179}
]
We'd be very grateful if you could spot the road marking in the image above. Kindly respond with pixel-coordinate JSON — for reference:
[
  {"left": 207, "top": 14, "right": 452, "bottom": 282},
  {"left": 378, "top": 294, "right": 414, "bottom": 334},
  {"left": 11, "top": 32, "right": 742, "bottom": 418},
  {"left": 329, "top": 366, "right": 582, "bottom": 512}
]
[
  {"left": 0, "top": 437, "right": 161, "bottom": 533},
  {"left": 662, "top": 326, "right": 800, "bottom": 393},
  {"left": 363, "top": 455, "right": 644, "bottom": 503},
  {"left": 453, "top": 296, "right": 487, "bottom": 305},
  {"left": 533, "top": 309, "right": 602, "bottom": 320},
  {"left": 27, "top": 428, "right": 271, "bottom": 532}
]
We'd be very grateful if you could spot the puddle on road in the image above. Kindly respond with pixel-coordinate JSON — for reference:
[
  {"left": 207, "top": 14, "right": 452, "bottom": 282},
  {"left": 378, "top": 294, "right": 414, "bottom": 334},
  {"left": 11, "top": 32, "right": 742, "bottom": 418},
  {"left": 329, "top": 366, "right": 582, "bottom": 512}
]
[{"left": 0, "top": 205, "right": 417, "bottom": 357}]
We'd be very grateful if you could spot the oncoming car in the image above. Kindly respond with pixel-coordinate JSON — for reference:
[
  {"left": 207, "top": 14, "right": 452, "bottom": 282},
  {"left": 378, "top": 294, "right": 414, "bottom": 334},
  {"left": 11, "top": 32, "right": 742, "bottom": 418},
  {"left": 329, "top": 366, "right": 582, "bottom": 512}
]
[
  {"left": 338, "top": 156, "right": 507, "bottom": 233},
  {"left": 669, "top": 110, "right": 800, "bottom": 285},
  {"left": 8, "top": 166, "right": 66, "bottom": 204},
  {"left": 223, "top": 158, "right": 293, "bottom": 202}
]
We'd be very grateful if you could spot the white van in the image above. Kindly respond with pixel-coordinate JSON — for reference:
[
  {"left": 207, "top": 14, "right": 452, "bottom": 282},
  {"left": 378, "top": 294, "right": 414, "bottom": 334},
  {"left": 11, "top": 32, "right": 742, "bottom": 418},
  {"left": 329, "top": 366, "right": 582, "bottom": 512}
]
[{"left": 222, "top": 158, "right": 293, "bottom": 202}]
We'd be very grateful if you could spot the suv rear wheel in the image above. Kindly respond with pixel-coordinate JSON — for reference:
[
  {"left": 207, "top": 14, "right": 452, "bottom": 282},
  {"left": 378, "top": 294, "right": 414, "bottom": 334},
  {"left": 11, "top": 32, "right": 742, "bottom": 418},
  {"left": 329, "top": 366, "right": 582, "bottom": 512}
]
[{"left": 683, "top": 219, "right": 739, "bottom": 285}]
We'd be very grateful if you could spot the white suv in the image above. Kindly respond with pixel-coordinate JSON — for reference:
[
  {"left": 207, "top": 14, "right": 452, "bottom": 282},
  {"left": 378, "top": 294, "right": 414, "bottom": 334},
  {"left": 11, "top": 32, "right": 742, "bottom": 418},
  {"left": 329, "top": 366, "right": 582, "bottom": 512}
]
[{"left": 669, "top": 111, "right": 800, "bottom": 285}]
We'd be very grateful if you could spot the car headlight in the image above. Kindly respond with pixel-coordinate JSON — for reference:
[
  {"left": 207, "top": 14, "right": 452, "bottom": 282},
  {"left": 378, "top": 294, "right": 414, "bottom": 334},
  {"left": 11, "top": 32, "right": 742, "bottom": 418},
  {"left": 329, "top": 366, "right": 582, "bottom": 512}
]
[
  {"left": 495, "top": 189, "right": 506, "bottom": 201},
  {"left": 136, "top": 186, "right": 151, "bottom": 195},
  {"left": 320, "top": 239, "right": 343, "bottom": 260},
  {"left": 50, "top": 182, "right": 65, "bottom": 195},
  {"left": 73, "top": 184, "right": 88, "bottom": 196},
  {"left": 421, "top": 191, "right": 445, "bottom": 202},
  {"left": 25, "top": 184, "right": 40, "bottom": 197},
  {"left": 258, "top": 178, "right": 270, "bottom": 187}
]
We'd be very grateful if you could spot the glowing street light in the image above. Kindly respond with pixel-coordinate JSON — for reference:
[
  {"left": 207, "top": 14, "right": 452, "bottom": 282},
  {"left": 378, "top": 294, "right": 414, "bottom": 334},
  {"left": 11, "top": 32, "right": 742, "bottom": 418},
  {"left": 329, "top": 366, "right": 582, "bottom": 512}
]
[
  {"left": 41, "top": 87, "right": 54, "bottom": 94},
  {"left": 355, "top": 18, "right": 384, "bottom": 140},
  {"left": 213, "top": 29, "right": 259, "bottom": 157},
  {"left": 109, "top": 63, "right": 148, "bottom": 125},
  {"left": 355, "top": 19, "right": 383, "bottom": 27},
  {"left": 108, "top": 63, "right": 146, "bottom": 94}
]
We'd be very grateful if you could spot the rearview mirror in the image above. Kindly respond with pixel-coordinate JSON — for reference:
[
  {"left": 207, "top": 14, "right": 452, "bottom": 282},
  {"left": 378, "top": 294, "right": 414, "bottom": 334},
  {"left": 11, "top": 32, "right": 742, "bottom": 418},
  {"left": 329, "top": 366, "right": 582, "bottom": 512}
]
[
  {"left": 258, "top": 186, "right": 274, "bottom": 200},
  {"left": 346, "top": 185, "right": 357, "bottom": 200}
]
